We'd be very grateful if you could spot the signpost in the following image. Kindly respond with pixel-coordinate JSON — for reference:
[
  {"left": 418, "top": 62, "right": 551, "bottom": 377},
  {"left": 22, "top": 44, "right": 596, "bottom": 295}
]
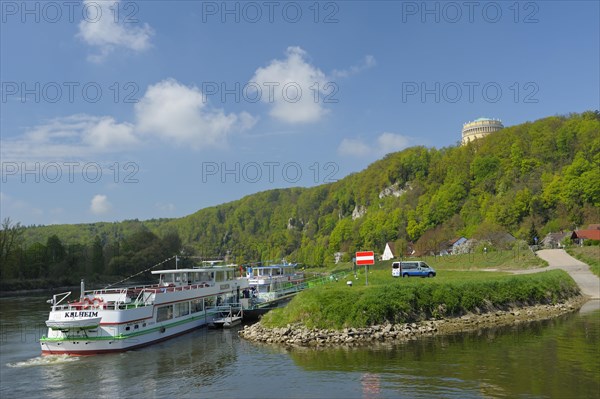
[{"left": 355, "top": 251, "right": 374, "bottom": 285}]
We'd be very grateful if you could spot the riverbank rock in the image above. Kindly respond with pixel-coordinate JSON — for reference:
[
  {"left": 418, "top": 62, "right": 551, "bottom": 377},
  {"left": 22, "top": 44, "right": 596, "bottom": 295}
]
[{"left": 238, "top": 296, "right": 588, "bottom": 347}]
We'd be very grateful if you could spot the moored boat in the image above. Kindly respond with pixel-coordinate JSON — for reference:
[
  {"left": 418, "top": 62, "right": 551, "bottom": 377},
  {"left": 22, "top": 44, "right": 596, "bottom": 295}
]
[
  {"left": 40, "top": 257, "right": 248, "bottom": 355},
  {"left": 245, "top": 260, "right": 305, "bottom": 304}
]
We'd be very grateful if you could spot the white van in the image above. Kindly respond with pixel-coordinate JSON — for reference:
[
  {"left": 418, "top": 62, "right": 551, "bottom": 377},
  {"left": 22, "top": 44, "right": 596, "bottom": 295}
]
[{"left": 392, "top": 261, "right": 436, "bottom": 278}]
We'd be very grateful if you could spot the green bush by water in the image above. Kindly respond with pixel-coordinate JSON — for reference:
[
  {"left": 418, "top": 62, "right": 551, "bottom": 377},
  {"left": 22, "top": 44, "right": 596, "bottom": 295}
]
[{"left": 261, "top": 269, "right": 580, "bottom": 329}]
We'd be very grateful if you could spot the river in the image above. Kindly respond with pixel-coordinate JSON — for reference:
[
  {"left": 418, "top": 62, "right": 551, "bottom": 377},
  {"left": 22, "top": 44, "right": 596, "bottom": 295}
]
[{"left": 0, "top": 295, "right": 598, "bottom": 398}]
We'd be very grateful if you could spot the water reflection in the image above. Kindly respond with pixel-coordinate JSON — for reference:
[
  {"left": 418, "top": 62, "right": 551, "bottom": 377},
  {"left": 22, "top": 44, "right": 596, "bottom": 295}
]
[
  {"left": 288, "top": 310, "right": 600, "bottom": 398},
  {"left": 1, "top": 296, "right": 598, "bottom": 399},
  {"left": 0, "top": 294, "right": 240, "bottom": 398},
  {"left": 35, "top": 328, "right": 240, "bottom": 398}
]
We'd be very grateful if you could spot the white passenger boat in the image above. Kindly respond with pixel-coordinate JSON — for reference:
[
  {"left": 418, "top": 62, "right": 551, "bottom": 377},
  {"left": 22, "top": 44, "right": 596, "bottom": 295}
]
[
  {"left": 40, "top": 257, "right": 248, "bottom": 355},
  {"left": 245, "top": 260, "right": 305, "bottom": 303}
]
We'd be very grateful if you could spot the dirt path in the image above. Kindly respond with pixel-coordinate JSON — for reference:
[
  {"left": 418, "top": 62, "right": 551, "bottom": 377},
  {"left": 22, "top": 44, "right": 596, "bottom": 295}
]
[{"left": 514, "top": 249, "right": 599, "bottom": 300}]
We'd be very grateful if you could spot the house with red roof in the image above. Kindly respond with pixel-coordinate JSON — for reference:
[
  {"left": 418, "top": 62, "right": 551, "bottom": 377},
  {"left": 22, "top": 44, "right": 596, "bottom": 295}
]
[{"left": 570, "top": 229, "right": 600, "bottom": 245}]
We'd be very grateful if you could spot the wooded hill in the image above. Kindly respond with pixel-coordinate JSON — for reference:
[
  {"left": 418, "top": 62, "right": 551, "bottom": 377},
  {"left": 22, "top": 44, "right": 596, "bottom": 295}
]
[{"left": 2, "top": 111, "right": 598, "bottom": 286}]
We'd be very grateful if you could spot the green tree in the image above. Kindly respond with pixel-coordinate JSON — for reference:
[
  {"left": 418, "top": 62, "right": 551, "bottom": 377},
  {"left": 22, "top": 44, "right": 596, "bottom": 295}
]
[
  {"left": 91, "top": 236, "right": 105, "bottom": 275},
  {"left": 0, "top": 218, "right": 24, "bottom": 279}
]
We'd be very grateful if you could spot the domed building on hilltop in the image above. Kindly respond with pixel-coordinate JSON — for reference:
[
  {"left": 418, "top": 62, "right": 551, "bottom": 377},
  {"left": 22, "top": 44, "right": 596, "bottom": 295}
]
[{"left": 461, "top": 118, "right": 503, "bottom": 145}]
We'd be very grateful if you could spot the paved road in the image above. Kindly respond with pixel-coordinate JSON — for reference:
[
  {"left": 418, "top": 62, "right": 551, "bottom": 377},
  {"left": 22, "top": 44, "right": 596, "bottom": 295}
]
[{"left": 517, "top": 249, "right": 600, "bottom": 300}]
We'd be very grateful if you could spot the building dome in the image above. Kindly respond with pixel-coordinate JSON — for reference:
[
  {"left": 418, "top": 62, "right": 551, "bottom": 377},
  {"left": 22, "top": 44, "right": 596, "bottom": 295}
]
[{"left": 461, "top": 118, "right": 503, "bottom": 145}]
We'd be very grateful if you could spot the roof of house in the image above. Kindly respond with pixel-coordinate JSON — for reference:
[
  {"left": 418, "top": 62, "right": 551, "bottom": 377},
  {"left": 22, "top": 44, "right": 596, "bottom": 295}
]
[
  {"left": 541, "top": 232, "right": 570, "bottom": 244},
  {"left": 448, "top": 237, "right": 467, "bottom": 246},
  {"left": 572, "top": 230, "right": 600, "bottom": 240},
  {"left": 385, "top": 242, "right": 396, "bottom": 254}
]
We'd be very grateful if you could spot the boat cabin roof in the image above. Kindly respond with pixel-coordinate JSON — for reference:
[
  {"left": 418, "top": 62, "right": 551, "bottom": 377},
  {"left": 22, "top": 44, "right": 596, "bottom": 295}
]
[
  {"left": 251, "top": 263, "right": 298, "bottom": 269},
  {"left": 151, "top": 267, "right": 236, "bottom": 275}
]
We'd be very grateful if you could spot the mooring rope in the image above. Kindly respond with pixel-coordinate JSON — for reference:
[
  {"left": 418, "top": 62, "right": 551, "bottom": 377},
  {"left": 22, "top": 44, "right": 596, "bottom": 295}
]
[{"left": 103, "top": 255, "right": 177, "bottom": 290}]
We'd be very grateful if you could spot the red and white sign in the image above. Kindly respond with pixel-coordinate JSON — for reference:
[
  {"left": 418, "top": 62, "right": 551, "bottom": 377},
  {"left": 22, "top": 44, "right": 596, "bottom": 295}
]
[{"left": 355, "top": 251, "right": 375, "bottom": 265}]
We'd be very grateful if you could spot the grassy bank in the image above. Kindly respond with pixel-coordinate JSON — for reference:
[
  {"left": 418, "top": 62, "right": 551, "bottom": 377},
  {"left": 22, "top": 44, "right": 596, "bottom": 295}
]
[
  {"left": 421, "top": 246, "right": 547, "bottom": 270},
  {"left": 261, "top": 269, "right": 579, "bottom": 329},
  {"left": 567, "top": 246, "right": 600, "bottom": 278},
  {"left": 308, "top": 245, "right": 546, "bottom": 273}
]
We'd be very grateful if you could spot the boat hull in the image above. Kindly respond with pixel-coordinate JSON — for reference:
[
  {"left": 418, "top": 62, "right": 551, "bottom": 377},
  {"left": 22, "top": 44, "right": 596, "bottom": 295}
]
[{"left": 41, "top": 315, "right": 211, "bottom": 355}]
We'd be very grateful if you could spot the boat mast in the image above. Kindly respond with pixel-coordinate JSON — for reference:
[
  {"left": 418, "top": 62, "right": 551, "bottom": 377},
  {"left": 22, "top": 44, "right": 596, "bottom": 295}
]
[{"left": 80, "top": 279, "right": 85, "bottom": 300}]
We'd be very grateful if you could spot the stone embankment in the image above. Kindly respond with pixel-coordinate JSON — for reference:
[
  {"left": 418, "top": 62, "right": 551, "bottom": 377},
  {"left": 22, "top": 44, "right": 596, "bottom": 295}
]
[{"left": 239, "top": 296, "right": 586, "bottom": 347}]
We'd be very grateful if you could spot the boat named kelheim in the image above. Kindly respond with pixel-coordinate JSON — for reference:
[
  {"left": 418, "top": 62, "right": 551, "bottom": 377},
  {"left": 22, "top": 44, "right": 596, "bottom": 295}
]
[{"left": 40, "top": 261, "right": 248, "bottom": 355}]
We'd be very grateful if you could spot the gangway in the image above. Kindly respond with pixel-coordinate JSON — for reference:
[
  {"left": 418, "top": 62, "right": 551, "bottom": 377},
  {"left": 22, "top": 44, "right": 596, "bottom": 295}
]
[{"left": 210, "top": 303, "right": 243, "bottom": 328}]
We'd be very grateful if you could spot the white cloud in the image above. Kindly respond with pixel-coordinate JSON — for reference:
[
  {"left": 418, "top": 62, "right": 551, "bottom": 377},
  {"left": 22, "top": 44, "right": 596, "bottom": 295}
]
[
  {"left": 77, "top": 0, "right": 153, "bottom": 62},
  {"left": 155, "top": 202, "right": 176, "bottom": 212},
  {"left": 338, "top": 132, "right": 413, "bottom": 157},
  {"left": 135, "top": 79, "right": 257, "bottom": 149},
  {"left": 377, "top": 132, "right": 411, "bottom": 152},
  {"left": 1, "top": 79, "right": 257, "bottom": 162},
  {"left": 338, "top": 138, "right": 372, "bottom": 157},
  {"left": 0, "top": 114, "right": 137, "bottom": 162},
  {"left": 250, "top": 47, "right": 329, "bottom": 124},
  {"left": 90, "top": 194, "right": 112, "bottom": 215},
  {"left": 332, "top": 55, "right": 377, "bottom": 78},
  {"left": 83, "top": 117, "right": 137, "bottom": 149}
]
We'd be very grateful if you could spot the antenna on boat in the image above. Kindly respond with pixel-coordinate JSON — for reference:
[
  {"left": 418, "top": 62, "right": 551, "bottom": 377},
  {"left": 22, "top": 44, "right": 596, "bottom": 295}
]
[
  {"left": 103, "top": 255, "right": 177, "bottom": 290},
  {"left": 175, "top": 255, "right": 179, "bottom": 269},
  {"left": 80, "top": 279, "right": 85, "bottom": 301}
]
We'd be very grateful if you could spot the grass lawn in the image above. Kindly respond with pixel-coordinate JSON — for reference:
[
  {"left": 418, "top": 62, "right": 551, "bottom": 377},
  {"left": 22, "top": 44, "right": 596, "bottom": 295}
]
[
  {"left": 567, "top": 246, "right": 600, "bottom": 278},
  {"left": 305, "top": 247, "right": 547, "bottom": 281},
  {"left": 262, "top": 266, "right": 578, "bottom": 329},
  {"left": 420, "top": 248, "right": 547, "bottom": 270}
]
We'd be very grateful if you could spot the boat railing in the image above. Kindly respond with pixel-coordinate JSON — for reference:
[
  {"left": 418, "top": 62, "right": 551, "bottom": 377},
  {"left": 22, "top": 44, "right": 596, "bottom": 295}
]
[
  {"left": 49, "top": 291, "right": 71, "bottom": 311},
  {"left": 215, "top": 303, "right": 243, "bottom": 318},
  {"left": 92, "top": 280, "right": 214, "bottom": 298},
  {"left": 49, "top": 278, "right": 226, "bottom": 311},
  {"left": 154, "top": 282, "right": 214, "bottom": 292}
]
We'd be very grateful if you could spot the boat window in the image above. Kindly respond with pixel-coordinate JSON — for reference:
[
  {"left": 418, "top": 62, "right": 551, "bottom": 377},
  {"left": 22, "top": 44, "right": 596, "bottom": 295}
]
[
  {"left": 161, "top": 273, "right": 174, "bottom": 286},
  {"left": 215, "top": 271, "right": 225, "bottom": 282},
  {"left": 205, "top": 296, "right": 215, "bottom": 308},
  {"left": 174, "top": 302, "right": 189, "bottom": 318},
  {"left": 157, "top": 305, "right": 173, "bottom": 322},
  {"left": 134, "top": 325, "right": 139, "bottom": 329},
  {"left": 125, "top": 326, "right": 130, "bottom": 331},
  {"left": 191, "top": 299, "right": 204, "bottom": 313}
]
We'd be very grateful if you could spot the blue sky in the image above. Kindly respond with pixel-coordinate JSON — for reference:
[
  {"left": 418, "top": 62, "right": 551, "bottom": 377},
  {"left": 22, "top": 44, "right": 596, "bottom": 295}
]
[{"left": 1, "top": 0, "right": 598, "bottom": 226}]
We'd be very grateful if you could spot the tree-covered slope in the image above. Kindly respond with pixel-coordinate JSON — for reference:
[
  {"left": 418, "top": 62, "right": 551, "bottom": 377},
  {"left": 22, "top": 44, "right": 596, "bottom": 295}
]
[
  {"left": 163, "top": 111, "right": 598, "bottom": 263},
  {"left": 5, "top": 111, "right": 599, "bottom": 284}
]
